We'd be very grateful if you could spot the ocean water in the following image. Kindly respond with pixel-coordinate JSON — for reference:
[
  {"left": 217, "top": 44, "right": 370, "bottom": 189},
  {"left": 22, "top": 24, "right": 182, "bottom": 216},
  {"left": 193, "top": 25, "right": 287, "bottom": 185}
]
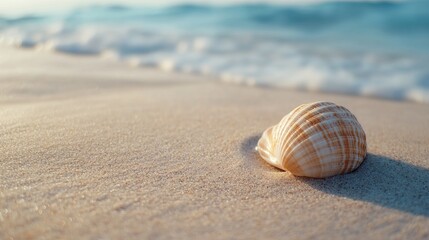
[{"left": 1, "top": 1, "right": 429, "bottom": 103}]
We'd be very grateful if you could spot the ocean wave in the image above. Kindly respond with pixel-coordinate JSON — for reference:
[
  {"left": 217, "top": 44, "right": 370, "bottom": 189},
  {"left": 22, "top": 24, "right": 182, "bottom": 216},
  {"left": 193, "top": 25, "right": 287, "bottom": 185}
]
[{"left": 1, "top": 1, "right": 428, "bottom": 103}]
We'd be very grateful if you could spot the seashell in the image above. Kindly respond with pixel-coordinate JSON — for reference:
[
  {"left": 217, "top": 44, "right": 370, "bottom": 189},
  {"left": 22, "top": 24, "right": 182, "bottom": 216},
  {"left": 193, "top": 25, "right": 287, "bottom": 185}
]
[{"left": 257, "top": 102, "right": 367, "bottom": 178}]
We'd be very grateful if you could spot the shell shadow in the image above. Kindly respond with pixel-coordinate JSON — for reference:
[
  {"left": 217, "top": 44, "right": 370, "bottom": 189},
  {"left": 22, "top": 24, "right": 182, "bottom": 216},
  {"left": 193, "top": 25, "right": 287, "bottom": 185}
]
[
  {"left": 241, "top": 135, "right": 429, "bottom": 217},
  {"left": 301, "top": 153, "right": 429, "bottom": 217}
]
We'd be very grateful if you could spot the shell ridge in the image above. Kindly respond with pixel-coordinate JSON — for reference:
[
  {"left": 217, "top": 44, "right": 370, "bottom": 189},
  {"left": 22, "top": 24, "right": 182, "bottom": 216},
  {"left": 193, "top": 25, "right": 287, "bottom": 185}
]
[
  {"left": 343, "top": 118, "right": 365, "bottom": 172},
  {"left": 298, "top": 146, "right": 365, "bottom": 177},
  {"left": 351, "top": 125, "right": 367, "bottom": 171},
  {"left": 281, "top": 114, "right": 361, "bottom": 167},
  {"left": 284, "top": 122, "right": 362, "bottom": 176},
  {"left": 279, "top": 112, "right": 339, "bottom": 171},
  {"left": 278, "top": 103, "right": 345, "bottom": 166},
  {"left": 280, "top": 108, "right": 357, "bottom": 159},
  {"left": 279, "top": 103, "right": 352, "bottom": 150},
  {"left": 275, "top": 104, "right": 312, "bottom": 147},
  {"left": 257, "top": 127, "right": 274, "bottom": 162}
]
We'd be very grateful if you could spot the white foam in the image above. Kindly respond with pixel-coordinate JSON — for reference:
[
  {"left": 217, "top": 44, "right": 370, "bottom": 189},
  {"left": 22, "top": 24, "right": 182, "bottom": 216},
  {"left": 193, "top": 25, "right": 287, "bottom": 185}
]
[{"left": 1, "top": 25, "right": 428, "bottom": 104}]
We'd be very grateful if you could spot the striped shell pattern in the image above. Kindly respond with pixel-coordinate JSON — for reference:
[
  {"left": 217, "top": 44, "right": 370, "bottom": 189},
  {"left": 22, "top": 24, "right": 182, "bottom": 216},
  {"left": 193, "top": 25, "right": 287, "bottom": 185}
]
[{"left": 257, "top": 102, "right": 367, "bottom": 178}]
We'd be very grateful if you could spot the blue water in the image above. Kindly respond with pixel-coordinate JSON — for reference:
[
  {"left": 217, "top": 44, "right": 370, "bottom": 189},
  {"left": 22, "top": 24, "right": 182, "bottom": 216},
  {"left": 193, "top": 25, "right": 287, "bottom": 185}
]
[{"left": 1, "top": 1, "right": 429, "bottom": 102}]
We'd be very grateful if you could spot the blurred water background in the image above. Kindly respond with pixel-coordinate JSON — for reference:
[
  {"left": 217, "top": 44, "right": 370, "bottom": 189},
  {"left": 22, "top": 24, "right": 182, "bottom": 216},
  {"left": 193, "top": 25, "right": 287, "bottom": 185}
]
[{"left": 1, "top": 0, "right": 428, "bottom": 102}]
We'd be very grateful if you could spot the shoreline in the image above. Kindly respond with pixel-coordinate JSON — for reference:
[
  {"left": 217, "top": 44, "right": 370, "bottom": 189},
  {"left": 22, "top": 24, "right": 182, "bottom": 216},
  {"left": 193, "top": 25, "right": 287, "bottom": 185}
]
[
  {"left": 1, "top": 46, "right": 428, "bottom": 239},
  {"left": 2, "top": 44, "right": 429, "bottom": 105}
]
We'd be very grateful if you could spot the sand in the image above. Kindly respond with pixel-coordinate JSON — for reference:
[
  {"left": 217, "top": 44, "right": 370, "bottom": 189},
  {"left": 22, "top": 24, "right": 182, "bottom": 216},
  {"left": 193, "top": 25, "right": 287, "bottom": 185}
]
[{"left": 1, "top": 47, "right": 428, "bottom": 239}]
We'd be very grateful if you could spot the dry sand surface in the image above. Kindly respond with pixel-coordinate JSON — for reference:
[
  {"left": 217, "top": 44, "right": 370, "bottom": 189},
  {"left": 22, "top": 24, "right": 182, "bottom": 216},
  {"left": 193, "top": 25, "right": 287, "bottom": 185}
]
[{"left": 1, "top": 47, "right": 429, "bottom": 239}]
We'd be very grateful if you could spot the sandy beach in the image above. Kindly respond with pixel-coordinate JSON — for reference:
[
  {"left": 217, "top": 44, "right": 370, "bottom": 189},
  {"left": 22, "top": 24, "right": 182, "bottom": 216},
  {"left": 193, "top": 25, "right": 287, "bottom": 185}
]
[{"left": 1, "top": 47, "right": 428, "bottom": 239}]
